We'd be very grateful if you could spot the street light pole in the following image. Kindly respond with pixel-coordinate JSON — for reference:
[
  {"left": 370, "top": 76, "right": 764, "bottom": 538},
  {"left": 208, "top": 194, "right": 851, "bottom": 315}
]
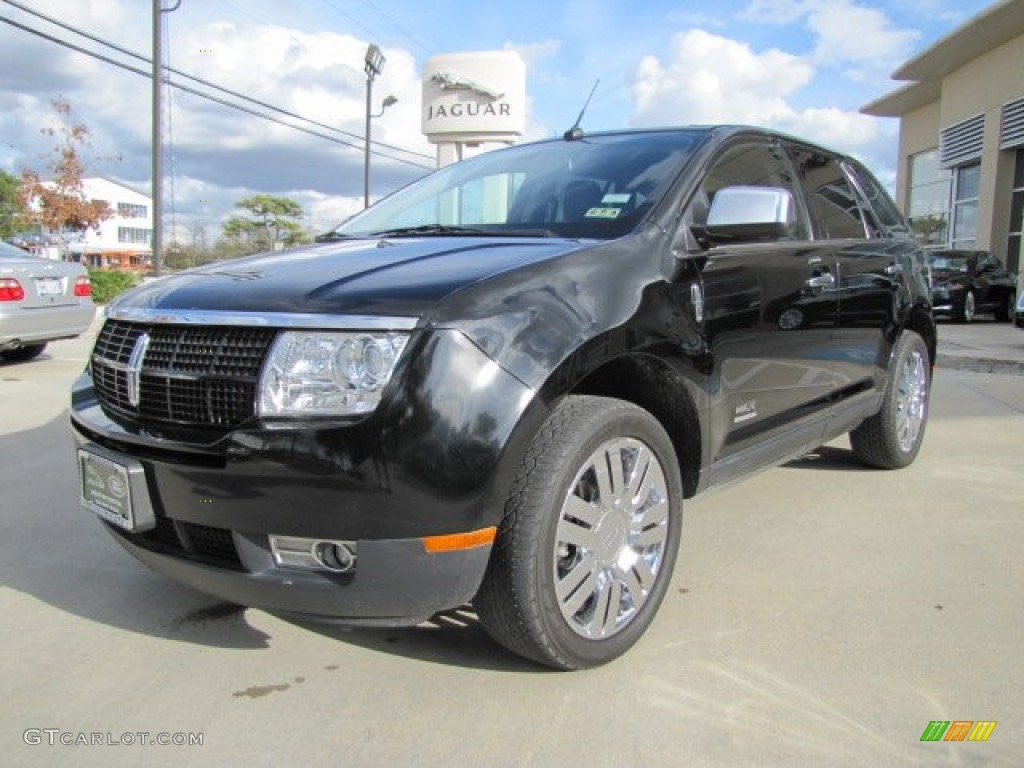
[
  {"left": 151, "top": 0, "right": 180, "bottom": 277},
  {"left": 363, "top": 44, "right": 385, "bottom": 209}
]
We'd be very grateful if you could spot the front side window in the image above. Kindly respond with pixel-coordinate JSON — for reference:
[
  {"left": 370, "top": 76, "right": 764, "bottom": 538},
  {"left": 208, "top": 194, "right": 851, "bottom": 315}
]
[{"left": 696, "top": 141, "right": 809, "bottom": 240}]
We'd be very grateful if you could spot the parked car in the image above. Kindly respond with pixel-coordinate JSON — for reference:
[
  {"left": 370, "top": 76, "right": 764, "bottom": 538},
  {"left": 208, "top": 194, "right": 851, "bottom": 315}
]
[
  {"left": 70, "top": 126, "right": 935, "bottom": 669},
  {"left": 928, "top": 249, "right": 1017, "bottom": 322},
  {"left": 1016, "top": 290, "right": 1024, "bottom": 330},
  {"left": 0, "top": 240, "right": 95, "bottom": 362}
]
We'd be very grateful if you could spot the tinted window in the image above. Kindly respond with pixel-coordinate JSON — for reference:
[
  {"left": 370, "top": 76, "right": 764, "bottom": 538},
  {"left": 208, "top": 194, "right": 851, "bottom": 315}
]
[
  {"left": 845, "top": 160, "right": 906, "bottom": 236},
  {"left": 336, "top": 131, "right": 705, "bottom": 241},
  {"left": 695, "top": 141, "right": 808, "bottom": 240},
  {"left": 788, "top": 146, "right": 868, "bottom": 240}
]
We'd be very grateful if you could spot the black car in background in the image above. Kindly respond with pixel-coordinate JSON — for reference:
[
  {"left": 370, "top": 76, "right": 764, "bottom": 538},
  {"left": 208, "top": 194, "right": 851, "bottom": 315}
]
[
  {"left": 928, "top": 249, "right": 1017, "bottom": 323},
  {"left": 70, "top": 126, "right": 935, "bottom": 669}
]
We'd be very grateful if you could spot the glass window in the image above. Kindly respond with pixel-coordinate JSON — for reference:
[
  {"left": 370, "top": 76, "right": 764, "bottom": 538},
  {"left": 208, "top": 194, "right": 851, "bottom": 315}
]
[
  {"left": 907, "top": 149, "right": 952, "bottom": 247},
  {"left": 118, "top": 227, "right": 152, "bottom": 245},
  {"left": 696, "top": 141, "right": 809, "bottom": 240},
  {"left": 844, "top": 160, "right": 906, "bottom": 237},
  {"left": 788, "top": 146, "right": 867, "bottom": 240},
  {"left": 117, "top": 202, "right": 148, "bottom": 219},
  {"left": 336, "top": 130, "right": 704, "bottom": 241},
  {"left": 1008, "top": 149, "right": 1024, "bottom": 273},
  {"left": 951, "top": 163, "right": 981, "bottom": 249}
]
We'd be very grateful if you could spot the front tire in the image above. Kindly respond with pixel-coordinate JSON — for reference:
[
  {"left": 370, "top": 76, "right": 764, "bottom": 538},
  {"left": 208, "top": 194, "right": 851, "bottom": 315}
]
[
  {"left": 475, "top": 395, "right": 683, "bottom": 670},
  {"left": 850, "top": 331, "right": 930, "bottom": 469},
  {"left": 0, "top": 343, "right": 46, "bottom": 363}
]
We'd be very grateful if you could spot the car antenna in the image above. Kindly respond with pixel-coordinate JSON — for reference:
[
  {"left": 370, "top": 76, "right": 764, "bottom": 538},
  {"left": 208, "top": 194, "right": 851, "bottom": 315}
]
[{"left": 563, "top": 79, "right": 600, "bottom": 141}]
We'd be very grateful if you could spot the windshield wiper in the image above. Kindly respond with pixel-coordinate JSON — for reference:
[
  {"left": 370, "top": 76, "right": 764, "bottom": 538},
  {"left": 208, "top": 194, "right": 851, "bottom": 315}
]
[
  {"left": 314, "top": 231, "right": 356, "bottom": 242},
  {"left": 370, "top": 224, "right": 560, "bottom": 239},
  {"left": 370, "top": 224, "right": 489, "bottom": 237}
]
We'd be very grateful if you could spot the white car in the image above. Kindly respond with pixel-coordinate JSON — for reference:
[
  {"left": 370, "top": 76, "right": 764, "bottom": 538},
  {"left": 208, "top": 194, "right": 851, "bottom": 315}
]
[{"left": 0, "top": 240, "right": 95, "bottom": 362}]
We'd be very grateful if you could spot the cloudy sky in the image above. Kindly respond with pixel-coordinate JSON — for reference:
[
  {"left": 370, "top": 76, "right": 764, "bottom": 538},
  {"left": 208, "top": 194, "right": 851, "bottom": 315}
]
[{"left": 0, "top": 0, "right": 995, "bottom": 241}]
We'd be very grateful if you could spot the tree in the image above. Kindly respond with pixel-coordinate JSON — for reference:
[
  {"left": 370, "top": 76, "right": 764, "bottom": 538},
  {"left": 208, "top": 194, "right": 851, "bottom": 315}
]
[
  {"left": 221, "top": 194, "right": 312, "bottom": 255},
  {"left": 16, "top": 97, "right": 112, "bottom": 259},
  {"left": 0, "top": 170, "right": 28, "bottom": 238}
]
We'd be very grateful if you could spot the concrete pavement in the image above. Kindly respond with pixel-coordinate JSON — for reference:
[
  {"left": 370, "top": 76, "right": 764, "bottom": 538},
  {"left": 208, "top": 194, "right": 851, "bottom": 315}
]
[
  {"left": 935, "top": 318, "right": 1024, "bottom": 375},
  {"left": 0, "top": 317, "right": 1021, "bottom": 767}
]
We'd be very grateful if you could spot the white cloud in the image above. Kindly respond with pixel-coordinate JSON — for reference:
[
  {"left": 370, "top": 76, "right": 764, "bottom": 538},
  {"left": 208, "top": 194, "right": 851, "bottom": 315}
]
[
  {"left": 739, "top": 0, "right": 809, "bottom": 25},
  {"left": 631, "top": 30, "right": 813, "bottom": 126},
  {"left": 805, "top": 1, "right": 919, "bottom": 71},
  {"left": 629, "top": 29, "right": 880, "bottom": 154}
]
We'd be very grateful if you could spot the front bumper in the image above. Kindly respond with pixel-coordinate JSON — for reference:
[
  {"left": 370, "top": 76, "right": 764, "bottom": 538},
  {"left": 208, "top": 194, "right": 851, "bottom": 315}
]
[
  {"left": 103, "top": 519, "right": 491, "bottom": 626},
  {"left": 70, "top": 327, "right": 540, "bottom": 625}
]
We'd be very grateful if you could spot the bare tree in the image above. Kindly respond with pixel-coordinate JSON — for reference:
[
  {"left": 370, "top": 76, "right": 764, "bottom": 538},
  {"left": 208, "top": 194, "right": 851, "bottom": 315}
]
[{"left": 16, "top": 97, "right": 112, "bottom": 260}]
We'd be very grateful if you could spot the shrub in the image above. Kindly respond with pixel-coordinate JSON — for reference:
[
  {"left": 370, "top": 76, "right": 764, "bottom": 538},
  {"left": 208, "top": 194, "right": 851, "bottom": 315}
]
[{"left": 87, "top": 268, "right": 139, "bottom": 304}]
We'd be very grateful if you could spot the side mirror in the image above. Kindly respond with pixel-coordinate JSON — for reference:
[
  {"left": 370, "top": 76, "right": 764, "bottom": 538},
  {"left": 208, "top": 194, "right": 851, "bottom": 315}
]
[{"left": 703, "top": 186, "right": 796, "bottom": 244}]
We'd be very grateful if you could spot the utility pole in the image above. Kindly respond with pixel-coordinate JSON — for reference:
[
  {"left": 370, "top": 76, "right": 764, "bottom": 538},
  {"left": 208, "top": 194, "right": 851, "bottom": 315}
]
[{"left": 152, "top": 1, "right": 180, "bottom": 276}]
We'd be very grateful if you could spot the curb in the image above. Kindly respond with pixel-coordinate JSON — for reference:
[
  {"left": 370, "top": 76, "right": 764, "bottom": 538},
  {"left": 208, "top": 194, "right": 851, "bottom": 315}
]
[{"left": 936, "top": 353, "right": 1024, "bottom": 376}]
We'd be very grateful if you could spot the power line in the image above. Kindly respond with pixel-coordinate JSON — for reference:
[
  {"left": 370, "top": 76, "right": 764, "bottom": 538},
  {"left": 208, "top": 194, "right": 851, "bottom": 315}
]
[
  {"left": 0, "top": 2, "right": 434, "bottom": 168},
  {"left": 2, "top": 0, "right": 433, "bottom": 162}
]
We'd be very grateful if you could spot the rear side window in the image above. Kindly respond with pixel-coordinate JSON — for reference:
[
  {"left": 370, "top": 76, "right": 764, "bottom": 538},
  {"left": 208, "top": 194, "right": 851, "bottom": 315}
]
[
  {"left": 788, "top": 146, "right": 868, "bottom": 240},
  {"left": 845, "top": 160, "right": 907, "bottom": 237}
]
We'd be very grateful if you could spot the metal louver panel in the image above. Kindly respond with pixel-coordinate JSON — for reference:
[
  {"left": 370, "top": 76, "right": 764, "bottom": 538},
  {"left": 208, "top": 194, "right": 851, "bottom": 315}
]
[
  {"left": 939, "top": 114, "right": 984, "bottom": 168},
  {"left": 1000, "top": 98, "right": 1024, "bottom": 150}
]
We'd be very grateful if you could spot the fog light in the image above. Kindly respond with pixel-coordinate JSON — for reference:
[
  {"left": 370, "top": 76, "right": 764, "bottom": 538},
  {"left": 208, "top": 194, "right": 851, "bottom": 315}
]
[{"left": 270, "top": 535, "right": 358, "bottom": 573}]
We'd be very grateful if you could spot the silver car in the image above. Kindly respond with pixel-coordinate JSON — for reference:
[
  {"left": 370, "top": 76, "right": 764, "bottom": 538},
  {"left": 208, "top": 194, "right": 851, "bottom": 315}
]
[{"left": 0, "top": 241, "right": 95, "bottom": 362}]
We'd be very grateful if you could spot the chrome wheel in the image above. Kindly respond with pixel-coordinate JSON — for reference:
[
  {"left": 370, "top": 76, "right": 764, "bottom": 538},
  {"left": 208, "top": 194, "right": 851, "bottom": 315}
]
[
  {"left": 895, "top": 348, "right": 928, "bottom": 454},
  {"left": 553, "top": 437, "right": 669, "bottom": 640},
  {"left": 963, "top": 291, "right": 975, "bottom": 323}
]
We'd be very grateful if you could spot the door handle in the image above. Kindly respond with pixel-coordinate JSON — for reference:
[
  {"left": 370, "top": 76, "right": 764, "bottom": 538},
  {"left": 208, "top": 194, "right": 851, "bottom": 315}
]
[
  {"left": 806, "top": 273, "right": 835, "bottom": 288},
  {"left": 885, "top": 263, "right": 903, "bottom": 276}
]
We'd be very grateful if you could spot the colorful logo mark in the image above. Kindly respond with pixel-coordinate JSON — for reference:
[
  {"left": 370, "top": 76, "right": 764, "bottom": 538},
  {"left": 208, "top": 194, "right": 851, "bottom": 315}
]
[{"left": 920, "top": 721, "right": 997, "bottom": 742}]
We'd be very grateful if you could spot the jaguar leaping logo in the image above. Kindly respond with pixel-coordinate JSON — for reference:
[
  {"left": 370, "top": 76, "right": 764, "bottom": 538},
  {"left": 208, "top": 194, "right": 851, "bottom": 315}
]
[{"left": 430, "top": 72, "right": 504, "bottom": 101}]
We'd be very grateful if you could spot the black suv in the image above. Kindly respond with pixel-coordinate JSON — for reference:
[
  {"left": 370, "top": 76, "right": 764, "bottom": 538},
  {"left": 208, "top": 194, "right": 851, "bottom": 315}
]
[
  {"left": 71, "top": 127, "right": 935, "bottom": 669},
  {"left": 927, "top": 249, "right": 1017, "bottom": 323}
]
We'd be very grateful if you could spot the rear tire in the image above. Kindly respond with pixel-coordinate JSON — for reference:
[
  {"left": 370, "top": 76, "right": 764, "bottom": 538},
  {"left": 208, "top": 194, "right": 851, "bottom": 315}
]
[
  {"left": 850, "top": 331, "right": 930, "bottom": 469},
  {"left": 475, "top": 395, "right": 683, "bottom": 670},
  {"left": 995, "top": 290, "right": 1014, "bottom": 323},
  {"left": 0, "top": 343, "right": 46, "bottom": 362},
  {"left": 955, "top": 290, "right": 976, "bottom": 323}
]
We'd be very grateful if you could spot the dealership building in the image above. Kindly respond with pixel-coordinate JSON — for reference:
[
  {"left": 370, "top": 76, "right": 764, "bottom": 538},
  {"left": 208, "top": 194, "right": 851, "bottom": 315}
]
[{"left": 862, "top": 0, "right": 1024, "bottom": 274}]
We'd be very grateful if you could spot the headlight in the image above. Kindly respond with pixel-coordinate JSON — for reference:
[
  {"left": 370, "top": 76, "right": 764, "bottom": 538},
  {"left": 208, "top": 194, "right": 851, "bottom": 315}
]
[{"left": 258, "top": 331, "right": 409, "bottom": 417}]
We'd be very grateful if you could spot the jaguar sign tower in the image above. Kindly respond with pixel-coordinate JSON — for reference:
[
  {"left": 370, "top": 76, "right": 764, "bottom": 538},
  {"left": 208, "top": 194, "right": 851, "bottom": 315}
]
[{"left": 422, "top": 51, "right": 526, "bottom": 167}]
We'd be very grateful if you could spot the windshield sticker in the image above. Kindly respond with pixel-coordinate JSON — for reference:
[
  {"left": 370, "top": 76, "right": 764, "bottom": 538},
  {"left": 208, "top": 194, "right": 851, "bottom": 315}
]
[
  {"left": 601, "top": 193, "right": 631, "bottom": 204},
  {"left": 585, "top": 207, "right": 622, "bottom": 219}
]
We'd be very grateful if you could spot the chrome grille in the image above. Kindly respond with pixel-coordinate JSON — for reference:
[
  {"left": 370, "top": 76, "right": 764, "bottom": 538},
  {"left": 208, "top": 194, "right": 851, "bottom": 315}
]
[{"left": 91, "top": 320, "right": 276, "bottom": 428}]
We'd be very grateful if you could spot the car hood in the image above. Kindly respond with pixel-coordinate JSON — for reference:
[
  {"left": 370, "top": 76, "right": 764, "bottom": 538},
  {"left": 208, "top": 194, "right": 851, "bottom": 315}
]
[
  {"left": 112, "top": 237, "right": 591, "bottom": 320},
  {"left": 929, "top": 267, "right": 967, "bottom": 284}
]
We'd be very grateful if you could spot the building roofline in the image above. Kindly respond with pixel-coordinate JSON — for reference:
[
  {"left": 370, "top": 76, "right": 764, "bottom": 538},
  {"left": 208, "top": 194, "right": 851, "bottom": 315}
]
[
  {"left": 860, "top": 80, "right": 941, "bottom": 118},
  {"left": 892, "top": 0, "right": 1024, "bottom": 82},
  {"left": 83, "top": 176, "right": 152, "bottom": 200}
]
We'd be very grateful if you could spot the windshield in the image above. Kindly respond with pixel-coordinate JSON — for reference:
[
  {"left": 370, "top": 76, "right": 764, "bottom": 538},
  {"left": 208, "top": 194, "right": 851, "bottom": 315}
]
[
  {"left": 927, "top": 253, "right": 969, "bottom": 272},
  {"left": 0, "top": 241, "right": 36, "bottom": 260},
  {"left": 335, "top": 130, "right": 706, "bottom": 240}
]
